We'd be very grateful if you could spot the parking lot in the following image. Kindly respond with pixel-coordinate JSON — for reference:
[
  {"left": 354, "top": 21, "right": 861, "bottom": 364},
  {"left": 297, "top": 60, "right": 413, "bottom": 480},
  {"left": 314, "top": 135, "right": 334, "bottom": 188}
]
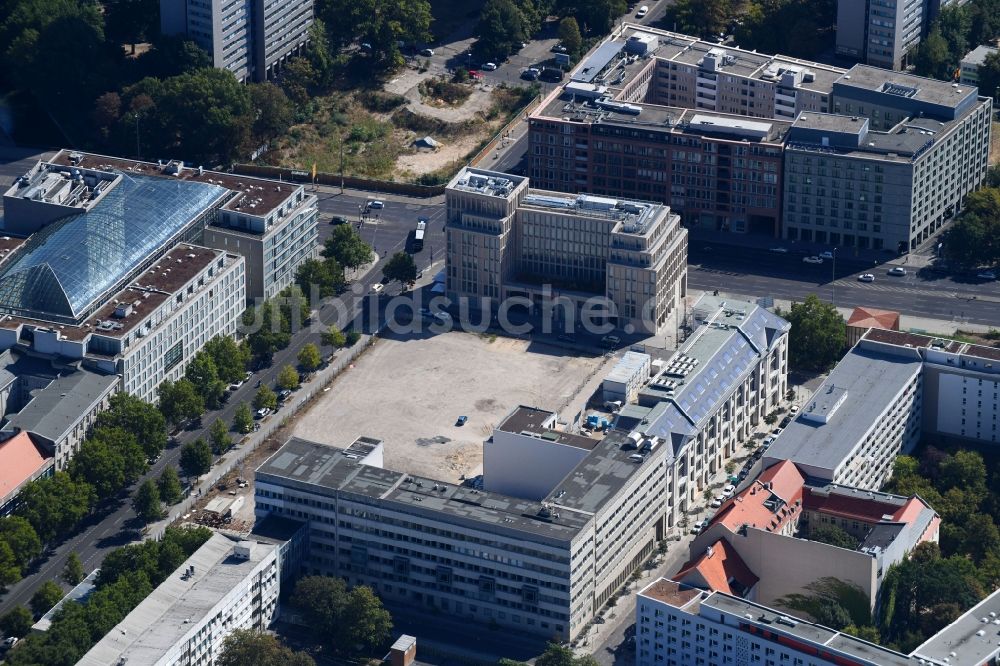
[{"left": 293, "top": 330, "right": 611, "bottom": 481}]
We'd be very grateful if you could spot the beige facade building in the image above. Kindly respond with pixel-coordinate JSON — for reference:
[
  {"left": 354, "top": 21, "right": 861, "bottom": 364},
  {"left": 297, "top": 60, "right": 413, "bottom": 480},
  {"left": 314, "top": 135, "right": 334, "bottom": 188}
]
[{"left": 445, "top": 167, "right": 687, "bottom": 335}]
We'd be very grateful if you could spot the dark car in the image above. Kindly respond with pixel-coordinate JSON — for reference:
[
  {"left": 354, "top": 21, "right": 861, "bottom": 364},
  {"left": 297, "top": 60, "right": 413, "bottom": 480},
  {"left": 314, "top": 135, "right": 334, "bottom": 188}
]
[
  {"left": 456, "top": 415, "right": 468, "bottom": 426},
  {"left": 331, "top": 215, "right": 348, "bottom": 225}
]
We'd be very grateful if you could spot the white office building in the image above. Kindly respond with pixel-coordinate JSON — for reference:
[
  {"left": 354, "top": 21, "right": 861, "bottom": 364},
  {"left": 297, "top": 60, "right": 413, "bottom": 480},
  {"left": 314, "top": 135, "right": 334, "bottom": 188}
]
[{"left": 79, "top": 532, "right": 280, "bottom": 666}]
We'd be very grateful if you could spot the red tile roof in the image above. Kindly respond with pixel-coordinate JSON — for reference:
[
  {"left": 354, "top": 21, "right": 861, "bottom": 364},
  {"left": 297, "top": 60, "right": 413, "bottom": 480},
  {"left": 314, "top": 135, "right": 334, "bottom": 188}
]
[
  {"left": 802, "top": 488, "right": 933, "bottom": 526},
  {"left": 848, "top": 307, "right": 900, "bottom": 331},
  {"left": 673, "top": 539, "right": 759, "bottom": 597},
  {"left": 713, "top": 460, "right": 806, "bottom": 533},
  {"left": 0, "top": 432, "right": 52, "bottom": 502}
]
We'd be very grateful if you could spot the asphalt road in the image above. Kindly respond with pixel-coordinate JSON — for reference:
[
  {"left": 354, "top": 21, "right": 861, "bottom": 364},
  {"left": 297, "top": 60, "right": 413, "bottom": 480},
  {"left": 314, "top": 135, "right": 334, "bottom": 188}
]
[
  {"left": 688, "top": 243, "right": 1000, "bottom": 326},
  {"left": 0, "top": 177, "right": 444, "bottom": 619}
]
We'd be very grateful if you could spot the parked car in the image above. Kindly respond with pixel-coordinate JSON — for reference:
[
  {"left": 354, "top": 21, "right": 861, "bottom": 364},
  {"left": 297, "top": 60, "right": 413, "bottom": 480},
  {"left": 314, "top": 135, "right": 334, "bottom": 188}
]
[
  {"left": 887, "top": 266, "right": 907, "bottom": 276},
  {"left": 691, "top": 519, "right": 707, "bottom": 534},
  {"left": 802, "top": 256, "right": 823, "bottom": 264},
  {"left": 858, "top": 273, "right": 876, "bottom": 282},
  {"left": 419, "top": 48, "right": 434, "bottom": 57},
  {"left": 5, "top": 637, "right": 19, "bottom": 648},
  {"left": 601, "top": 334, "right": 621, "bottom": 346},
  {"left": 228, "top": 380, "right": 243, "bottom": 391},
  {"left": 482, "top": 62, "right": 498, "bottom": 71},
  {"left": 977, "top": 270, "right": 996, "bottom": 280},
  {"left": 770, "top": 246, "right": 788, "bottom": 253},
  {"left": 722, "top": 484, "right": 736, "bottom": 497},
  {"left": 456, "top": 415, "right": 468, "bottom": 426},
  {"left": 371, "top": 283, "right": 384, "bottom": 294},
  {"left": 819, "top": 250, "right": 835, "bottom": 260},
  {"left": 636, "top": 4, "right": 649, "bottom": 16},
  {"left": 278, "top": 389, "right": 292, "bottom": 402},
  {"left": 255, "top": 407, "right": 271, "bottom": 419},
  {"left": 551, "top": 44, "right": 568, "bottom": 53},
  {"left": 521, "top": 67, "right": 540, "bottom": 80},
  {"left": 710, "top": 496, "right": 723, "bottom": 508},
  {"left": 244, "top": 370, "right": 253, "bottom": 381}
]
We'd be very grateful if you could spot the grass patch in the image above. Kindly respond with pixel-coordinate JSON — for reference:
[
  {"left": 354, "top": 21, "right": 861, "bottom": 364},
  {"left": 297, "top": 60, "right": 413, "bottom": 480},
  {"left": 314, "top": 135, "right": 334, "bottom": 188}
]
[{"left": 356, "top": 90, "right": 408, "bottom": 113}]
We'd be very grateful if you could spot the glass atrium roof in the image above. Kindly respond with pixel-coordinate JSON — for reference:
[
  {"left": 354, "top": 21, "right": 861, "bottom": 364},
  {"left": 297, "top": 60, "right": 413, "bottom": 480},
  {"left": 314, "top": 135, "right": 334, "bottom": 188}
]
[{"left": 0, "top": 173, "right": 226, "bottom": 321}]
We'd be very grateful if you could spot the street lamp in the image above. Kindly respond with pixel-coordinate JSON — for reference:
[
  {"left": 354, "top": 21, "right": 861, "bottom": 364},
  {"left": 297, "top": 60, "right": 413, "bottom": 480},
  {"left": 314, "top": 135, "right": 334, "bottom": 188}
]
[{"left": 831, "top": 247, "right": 838, "bottom": 307}]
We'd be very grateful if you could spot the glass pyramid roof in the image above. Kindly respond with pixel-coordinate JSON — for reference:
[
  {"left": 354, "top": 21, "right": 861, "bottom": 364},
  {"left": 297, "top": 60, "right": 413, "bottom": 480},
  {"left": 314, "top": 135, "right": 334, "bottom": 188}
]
[{"left": 0, "top": 173, "right": 226, "bottom": 321}]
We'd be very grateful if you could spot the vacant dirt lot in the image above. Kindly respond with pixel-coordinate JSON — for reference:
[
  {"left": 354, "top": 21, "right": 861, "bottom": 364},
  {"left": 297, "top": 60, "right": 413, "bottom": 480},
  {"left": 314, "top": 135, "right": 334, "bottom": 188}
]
[{"left": 293, "top": 331, "right": 613, "bottom": 481}]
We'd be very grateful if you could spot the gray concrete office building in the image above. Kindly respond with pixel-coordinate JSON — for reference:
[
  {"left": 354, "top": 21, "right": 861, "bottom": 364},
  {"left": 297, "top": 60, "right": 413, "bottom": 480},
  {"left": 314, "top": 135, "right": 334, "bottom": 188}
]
[{"left": 160, "top": 0, "right": 313, "bottom": 82}]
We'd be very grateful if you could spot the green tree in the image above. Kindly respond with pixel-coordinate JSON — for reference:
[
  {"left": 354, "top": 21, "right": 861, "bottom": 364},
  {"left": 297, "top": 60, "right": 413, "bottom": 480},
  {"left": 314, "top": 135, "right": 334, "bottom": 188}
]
[
  {"left": 574, "top": 0, "right": 627, "bottom": 36},
  {"left": 781, "top": 295, "right": 846, "bottom": 371},
  {"left": 233, "top": 401, "right": 255, "bottom": 434},
  {"left": 63, "top": 552, "right": 84, "bottom": 586},
  {"left": 842, "top": 624, "right": 881, "bottom": 643},
  {"left": 133, "top": 479, "right": 163, "bottom": 523},
  {"left": 476, "top": 0, "right": 529, "bottom": 59},
  {"left": 322, "top": 325, "right": 347, "bottom": 348},
  {"left": 209, "top": 418, "right": 234, "bottom": 455},
  {"left": 254, "top": 385, "right": 278, "bottom": 411},
  {"left": 978, "top": 51, "right": 1000, "bottom": 112},
  {"left": 0, "top": 606, "right": 33, "bottom": 638},
  {"left": 295, "top": 257, "right": 344, "bottom": 298},
  {"left": 30, "top": 580, "right": 64, "bottom": 617},
  {"left": 346, "top": 330, "right": 362, "bottom": 346},
  {"left": 138, "top": 34, "right": 212, "bottom": 78},
  {"left": 322, "top": 225, "right": 374, "bottom": 274},
  {"left": 340, "top": 586, "right": 392, "bottom": 653},
  {"left": 557, "top": 17, "right": 582, "bottom": 57},
  {"left": 913, "top": 29, "right": 953, "bottom": 80},
  {"left": 158, "top": 378, "right": 206, "bottom": 426},
  {"left": 202, "top": 336, "right": 251, "bottom": 385},
  {"left": 809, "top": 524, "right": 858, "bottom": 550},
  {"left": 217, "top": 628, "right": 317, "bottom": 666},
  {"left": 277, "top": 365, "right": 301, "bottom": 391},
  {"left": 179, "top": 439, "right": 213, "bottom": 478},
  {"left": 0, "top": 516, "right": 43, "bottom": 574},
  {"left": 535, "top": 643, "right": 601, "bottom": 666},
  {"left": 249, "top": 82, "right": 295, "bottom": 143},
  {"left": 244, "top": 300, "right": 292, "bottom": 365},
  {"left": 961, "top": 513, "right": 1000, "bottom": 564},
  {"left": 281, "top": 56, "right": 317, "bottom": 106},
  {"left": 157, "top": 467, "right": 184, "bottom": 505},
  {"left": 185, "top": 351, "right": 227, "bottom": 410},
  {"left": 95, "top": 393, "right": 167, "bottom": 460},
  {"left": 298, "top": 343, "right": 322, "bottom": 372},
  {"left": 305, "top": 19, "right": 335, "bottom": 89},
  {"left": 16, "top": 472, "right": 94, "bottom": 544},
  {"left": 95, "top": 427, "right": 148, "bottom": 485},
  {"left": 663, "top": 0, "right": 731, "bottom": 38},
  {"left": 382, "top": 251, "right": 418, "bottom": 287},
  {"left": 70, "top": 438, "right": 125, "bottom": 500}
]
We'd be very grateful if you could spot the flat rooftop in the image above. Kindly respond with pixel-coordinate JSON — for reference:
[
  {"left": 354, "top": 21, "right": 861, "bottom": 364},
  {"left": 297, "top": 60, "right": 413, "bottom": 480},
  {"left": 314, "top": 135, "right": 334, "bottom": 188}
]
[
  {"left": 78, "top": 532, "right": 277, "bottom": 666},
  {"left": 764, "top": 345, "right": 923, "bottom": 477},
  {"left": 606, "top": 351, "right": 650, "bottom": 384},
  {"left": 834, "top": 64, "right": 979, "bottom": 110},
  {"left": 48, "top": 150, "right": 296, "bottom": 217},
  {"left": 912, "top": 587, "right": 1000, "bottom": 665},
  {"left": 447, "top": 167, "right": 525, "bottom": 198},
  {"left": 257, "top": 437, "right": 590, "bottom": 542},
  {"left": 639, "top": 578, "right": 703, "bottom": 609},
  {"left": 519, "top": 190, "right": 665, "bottom": 235},
  {"left": 498, "top": 405, "right": 556, "bottom": 434}
]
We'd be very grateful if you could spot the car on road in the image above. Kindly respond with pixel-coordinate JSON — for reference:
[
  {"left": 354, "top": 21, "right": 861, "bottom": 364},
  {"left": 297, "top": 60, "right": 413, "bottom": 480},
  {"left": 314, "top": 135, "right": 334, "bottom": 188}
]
[
  {"left": 244, "top": 370, "right": 253, "bottom": 381},
  {"left": 371, "top": 283, "right": 384, "bottom": 295},
  {"left": 228, "top": 380, "right": 243, "bottom": 391},
  {"left": 691, "top": 519, "right": 707, "bottom": 534},
  {"left": 887, "top": 266, "right": 907, "bottom": 276},
  {"left": 802, "top": 256, "right": 823, "bottom": 264},
  {"left": 456, "top": 415, "right": 468, "bottom": 426},
  {"left": 819, "top": 250, "right": 835, "bottom": 260},
  {"left": 858, "top": 273, "right": 876, "bottom": 282},
  {"left": 482, "top": 62, "right": 498, "bottom": 71},
  {"left": 330, "top": 215, "right": 348, "bottom": 225},
  {"left": 278, "top": 389, "right": 292, "bottom": 402},
  {"left": 636, "top": 4, "right": 648, "bottom": 16},
  {"left": 368, "top": 200, "right": 384, "bottom": 209},
  {"left": 551, "top": 44, "right": 568, "bottom": 53},
  {"left": 468, "top": 69, "right": 483, "bottom": 79},
  {"left": 601, "top": 334, "right": 621, "bottom": 346},
  {"left": 770, "top": 246, "right": 788, "bottom": 253},
  {"left": 977, "top": 270, "right": 996, "bottom": 280},
  {"left": 419, "top": 48, "right": 434, "bottom": 57}
]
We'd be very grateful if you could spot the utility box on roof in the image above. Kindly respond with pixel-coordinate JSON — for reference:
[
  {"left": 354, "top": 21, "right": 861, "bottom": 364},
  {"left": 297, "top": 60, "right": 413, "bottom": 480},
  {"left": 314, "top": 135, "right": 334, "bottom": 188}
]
[{"left": 389, "top": 634, "right": 416, "bottom": 666}]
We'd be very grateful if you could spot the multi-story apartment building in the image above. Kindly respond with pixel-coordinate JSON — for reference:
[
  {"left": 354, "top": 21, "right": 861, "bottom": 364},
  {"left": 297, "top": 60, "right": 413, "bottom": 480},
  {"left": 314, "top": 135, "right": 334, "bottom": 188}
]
[
  {"left": 255, "top": 298, "right": 789, "bottom": 641},
  {"left": 0, "top": 349, "right": 118, "bottom": 470},
  {"left": 616, "top": 294, "right": 789, "bottom": 520},
  {"left": 530, "top": 25, "right": 993, "bottom": 251},
  {"left": 837, "top": 0, "right": 971, "bottom": 71},
  {"left": 635, "top": 579, "right": 1000, "bottom": 666},
  {"left": 677, "top": 460, "right": 939, "bottom": 612},
  {"left": 160, "top": 0, "right": 313, "bottom": 82},
  {"left": 79, "top": 533, "right": 281, "bottom": 666},
  {"left": 765, "top": 327, "right": 1000, "bottom": 491},
  {"left": 445, "top": 167, "right": 688, "bottom": 335},
  {"left": 201, "top": 181, "right": 318, "bottom": 300}
]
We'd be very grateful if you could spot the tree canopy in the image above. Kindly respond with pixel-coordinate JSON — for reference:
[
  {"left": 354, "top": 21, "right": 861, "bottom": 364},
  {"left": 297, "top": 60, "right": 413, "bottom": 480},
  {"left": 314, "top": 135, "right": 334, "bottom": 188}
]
[
  {"left": 217, "top": 629, "right": 316, "bottom": 666},
  {"left": 291, "top": 576, "right": 393, "bottom": 654},
  {"left": 382, "top": 251, "right": 418, "bottom": 287},
  {"left": 179, "top": 439, "right": 213, "bottom": 478},
  {"left": 944, "top": 187, "right": 1000, "bottom": 267},
  {"left": 781, "top": 295, "right": 846, "bottom": 372}
]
